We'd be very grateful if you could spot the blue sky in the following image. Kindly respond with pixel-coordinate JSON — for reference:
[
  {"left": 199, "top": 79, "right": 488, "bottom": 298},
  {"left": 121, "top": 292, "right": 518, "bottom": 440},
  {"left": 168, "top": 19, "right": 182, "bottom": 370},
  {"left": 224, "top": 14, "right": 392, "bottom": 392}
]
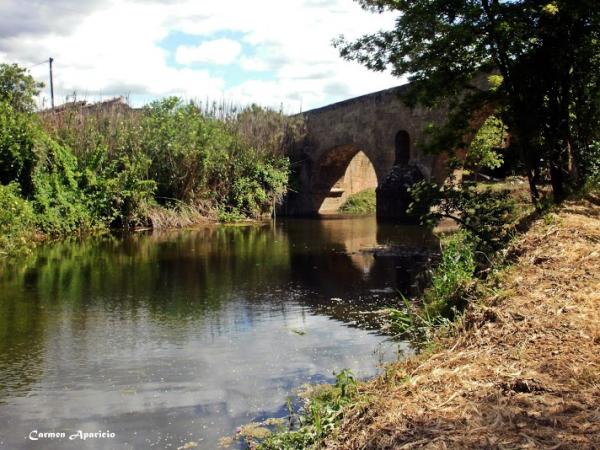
[
  {"left": 0, "top": 0, "right": 403, "bottom": 111},
  {"left": 159, "top": 31, "right": 276, "bottom": 88}
]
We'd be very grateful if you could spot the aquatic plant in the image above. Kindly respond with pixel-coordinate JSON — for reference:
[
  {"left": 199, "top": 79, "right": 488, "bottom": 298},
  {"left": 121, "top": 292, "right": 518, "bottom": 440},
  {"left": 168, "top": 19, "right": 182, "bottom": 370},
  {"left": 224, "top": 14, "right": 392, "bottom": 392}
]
[{"left": 255, "top": 369, "right": 359, "bottom": 450}]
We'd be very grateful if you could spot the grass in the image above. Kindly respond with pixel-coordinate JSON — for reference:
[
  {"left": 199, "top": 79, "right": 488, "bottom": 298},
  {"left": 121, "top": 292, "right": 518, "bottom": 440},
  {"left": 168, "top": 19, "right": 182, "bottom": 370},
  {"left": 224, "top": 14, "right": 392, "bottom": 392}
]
[
  {"left": 338, "top": 188, "right": 376, "bottom": 214},
  {"left": 382, "top": 230, "right": 479, "bottom": 344}
]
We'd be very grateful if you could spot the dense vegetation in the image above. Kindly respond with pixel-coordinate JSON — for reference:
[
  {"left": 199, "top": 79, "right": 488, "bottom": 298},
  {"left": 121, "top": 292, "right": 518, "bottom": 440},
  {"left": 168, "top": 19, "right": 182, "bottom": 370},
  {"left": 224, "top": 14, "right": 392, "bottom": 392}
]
[{"left": 0, "top": 63, "right": 303, "bottom": 257}]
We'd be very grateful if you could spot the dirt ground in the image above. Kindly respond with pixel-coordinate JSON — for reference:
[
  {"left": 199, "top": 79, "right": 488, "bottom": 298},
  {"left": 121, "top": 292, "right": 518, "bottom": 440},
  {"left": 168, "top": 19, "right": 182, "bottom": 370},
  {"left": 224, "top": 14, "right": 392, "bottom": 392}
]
[{"left": 324, "top": 196, "right": 600, "bottom": 449}]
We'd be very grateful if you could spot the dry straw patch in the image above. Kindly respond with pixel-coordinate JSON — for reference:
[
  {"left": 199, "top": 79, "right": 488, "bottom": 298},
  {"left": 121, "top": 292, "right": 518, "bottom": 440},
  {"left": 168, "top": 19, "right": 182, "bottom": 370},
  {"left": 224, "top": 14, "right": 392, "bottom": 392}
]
[{"left": 325, "top": 196, "right": 600, "bottom": 449}]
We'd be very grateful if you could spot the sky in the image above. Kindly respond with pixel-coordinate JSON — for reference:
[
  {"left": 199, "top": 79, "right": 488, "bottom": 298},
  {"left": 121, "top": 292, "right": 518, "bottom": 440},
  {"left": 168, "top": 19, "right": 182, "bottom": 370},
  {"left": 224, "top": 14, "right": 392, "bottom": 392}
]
[{"left": 0, "top": 0, "right": 404, "bottom": 112}]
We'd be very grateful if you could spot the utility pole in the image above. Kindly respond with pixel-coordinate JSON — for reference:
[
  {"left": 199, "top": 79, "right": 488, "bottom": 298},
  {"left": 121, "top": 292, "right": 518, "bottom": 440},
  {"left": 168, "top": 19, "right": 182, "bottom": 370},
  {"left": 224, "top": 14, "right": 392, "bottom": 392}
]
[{"left": 49, "top": 57, "right": 55, "bottom": 110}]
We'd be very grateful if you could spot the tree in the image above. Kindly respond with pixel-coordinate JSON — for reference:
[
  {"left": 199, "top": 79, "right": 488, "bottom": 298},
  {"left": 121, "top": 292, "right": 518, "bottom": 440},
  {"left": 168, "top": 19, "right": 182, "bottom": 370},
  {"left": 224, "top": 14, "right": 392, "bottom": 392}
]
[
  {"left": 0, "top": 63, "right": 44, "bottom": 113},
  {"left": 467, "top": 115, "right": 506, "bottom": 177},
  {"left": 336, "top": 0, "right": 600, "bottom": 202}
]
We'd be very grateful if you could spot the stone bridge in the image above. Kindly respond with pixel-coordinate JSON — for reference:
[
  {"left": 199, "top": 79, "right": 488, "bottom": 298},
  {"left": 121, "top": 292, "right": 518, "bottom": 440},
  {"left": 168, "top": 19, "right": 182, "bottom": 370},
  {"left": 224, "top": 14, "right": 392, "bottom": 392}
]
[{"left": 283, "top": 83, "right": 487, "bottom": 220}]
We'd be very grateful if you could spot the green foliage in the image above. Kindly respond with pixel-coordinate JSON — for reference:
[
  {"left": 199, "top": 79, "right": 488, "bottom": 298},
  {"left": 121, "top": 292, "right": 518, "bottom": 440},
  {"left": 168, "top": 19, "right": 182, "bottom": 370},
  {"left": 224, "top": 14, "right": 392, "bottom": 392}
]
[
  {"left": 81, "top": 150, "right": 156, "bottom": 227},
  {"left": 386, "top": 232, "right": 475, "bottom": 342},
  {"left": 339, "top": 188, "right": 376, "bottom": 214},
  {"left": 141, "top": 97, "right": 233, "bottom": 203},
  {"left": 41, "top": 101, "right": 156, "bottom": 227},
  {"left": 576, "top": 141, "right": 600, "bottom": 189},
  {"left": 41, "top": 95, "right": 294, "bottom": 225},
  {"left": 30, "top": 133, "right": 95, "bottom": 234},
  {"left": 217, "top": 208, "right": 246, "bottom": 223},
  {"left": 227, "top": 157, "right": 290, "bottom": 218},
  {"left": 0, "top": 64, "right": 295, "bottom": 252},
  {"left": 409, "top": 178, "right": 516, "bottom": 255},
  {"left": 0, "top": 63, "right": 43, "bottom": 113},
  {"left": 139, "top": 98, "right": 291, "bottom": 220},
  {"left": 467, "top": 115, "right": 506, "bottom": 171},
  {"left": 257, "top": 369, "right": 358, "bottom": 450},
  {"left": 0, "top": 101, "right": 37, "bottom": 194},
  {"left": 386, "top": 296, "right": 450, "bottom": 343},
  {"left": 423, "top": 232, "right": 476, "bottom": 319},
  {"left": 0, "top": 183, "right": 36, "bottom": 257}
]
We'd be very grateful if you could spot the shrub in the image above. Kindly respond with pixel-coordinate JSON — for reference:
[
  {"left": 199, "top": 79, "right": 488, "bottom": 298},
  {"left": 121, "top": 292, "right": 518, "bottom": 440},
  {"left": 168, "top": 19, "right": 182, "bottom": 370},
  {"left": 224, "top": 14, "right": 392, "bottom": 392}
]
[
  {"left": 31, "top": 134, "right": 95, "bottom": 234},
  {"left": 140, "top": 98, "right": 290, "bottom": 220},
  {"left": 141, "top": 97, "right": 234, "bottom": 204},
  {"left": 81, "top": 149, "right": 156, "bottom": 227},
  {"left": 0, "top": 101, "right": 37, "bottom": 194},
  {"left": 0, "top": 183, "right": 36, "bottom": 256},
  {"left": 227, "top": 157, "right": 290, "bottom": 218},
  {"left": 409, "top": 177, "right": 516, "bottom": 257}
]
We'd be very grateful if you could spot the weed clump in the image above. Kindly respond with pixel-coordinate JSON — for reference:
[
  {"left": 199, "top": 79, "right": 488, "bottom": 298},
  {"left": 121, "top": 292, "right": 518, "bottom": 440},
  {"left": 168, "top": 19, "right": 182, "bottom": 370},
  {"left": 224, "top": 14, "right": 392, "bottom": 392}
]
[{"left": 234, "top": 369, "right": 359, "bottom": 450}]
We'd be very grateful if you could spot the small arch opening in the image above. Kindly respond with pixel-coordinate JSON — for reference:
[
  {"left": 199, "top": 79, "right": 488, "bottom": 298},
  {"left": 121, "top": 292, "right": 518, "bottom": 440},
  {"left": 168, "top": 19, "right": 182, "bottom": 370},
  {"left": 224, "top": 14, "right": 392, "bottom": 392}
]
[
  {"left": 314, "top": 147, "right": 378, "bottom": 215},
  {"left": 395, "top": 130, "right": 410, "bottom": 166}
]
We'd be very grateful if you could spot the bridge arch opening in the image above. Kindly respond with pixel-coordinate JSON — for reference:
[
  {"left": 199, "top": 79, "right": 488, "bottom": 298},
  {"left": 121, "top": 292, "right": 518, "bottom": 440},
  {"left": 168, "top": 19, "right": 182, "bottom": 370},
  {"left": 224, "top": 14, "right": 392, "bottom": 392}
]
[
  {"left": 395, "top": 130, "right": 410, "bottom": 166},
  {"left": 313, "top": 145, "right": 378, "bottom": 215}
]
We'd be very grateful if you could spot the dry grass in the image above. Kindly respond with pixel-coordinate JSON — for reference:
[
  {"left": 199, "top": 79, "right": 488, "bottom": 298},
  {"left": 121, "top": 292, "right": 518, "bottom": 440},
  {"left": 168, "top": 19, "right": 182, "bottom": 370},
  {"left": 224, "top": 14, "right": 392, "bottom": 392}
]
[
  {"left": 144, "top": 202, "right": 215, "bottom": 229},
  {"left": 324, "top": 195, "right": 600, "bottom": 449}
]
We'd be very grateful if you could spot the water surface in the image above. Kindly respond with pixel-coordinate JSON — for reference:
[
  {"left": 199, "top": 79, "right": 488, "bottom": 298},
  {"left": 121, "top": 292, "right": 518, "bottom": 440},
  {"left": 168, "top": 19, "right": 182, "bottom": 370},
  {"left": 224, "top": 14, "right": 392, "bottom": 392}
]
[{"left": 0, "top": 216, "right": 436, "bottom": 449}]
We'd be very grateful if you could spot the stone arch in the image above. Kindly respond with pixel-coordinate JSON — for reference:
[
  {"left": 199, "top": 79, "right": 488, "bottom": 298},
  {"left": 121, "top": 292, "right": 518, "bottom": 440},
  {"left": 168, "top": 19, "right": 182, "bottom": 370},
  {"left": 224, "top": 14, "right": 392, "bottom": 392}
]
[
  {"left": 394, "top": 130, "right": 411, "bottom": 166},
  {"left": 311, "top": 145, "right": 379, "bottom": 214}
]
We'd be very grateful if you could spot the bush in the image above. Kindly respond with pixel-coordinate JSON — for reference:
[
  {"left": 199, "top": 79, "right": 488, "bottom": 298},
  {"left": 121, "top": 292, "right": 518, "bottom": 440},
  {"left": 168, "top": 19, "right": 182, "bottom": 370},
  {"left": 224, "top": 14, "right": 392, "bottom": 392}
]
[
  {"left": 141, "top": 97, "right": 233, "bottom": 203},
  {"left": 0, "top": 101, "right": 37, "bottom": 194},
  {"left": 140, "top": 98, "right": 290, "bottom": 220},
  {"left": 0, "top": 74, "right": 298, "bottom": 254},
  {"left": 409, "top": 178, "right": 516, "bottom": 256},
  {"left": 0, "top": 183, "right": 35, "bottom": 256},
  {"left": 339, "top": 188, "right": 376, "bottom": 214},
  {"left": 31, "top": 134, "right": 95, "bottom": 234},
  {"left": 81, "top": 150, "right": 156, "bottom": 227},
  {"left": 227, "top": 157, "right": 289, "bottom": 218}
]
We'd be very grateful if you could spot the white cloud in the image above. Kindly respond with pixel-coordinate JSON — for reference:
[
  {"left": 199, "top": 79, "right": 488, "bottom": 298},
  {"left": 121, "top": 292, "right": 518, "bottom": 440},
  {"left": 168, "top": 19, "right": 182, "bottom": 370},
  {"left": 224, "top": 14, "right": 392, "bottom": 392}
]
[
  {"left": 0, "top": 0, "right": 403, "bottom": 110},
  {"left": 239, "top": 56, "right": 269, "bottom": 73},
  {"left": 175, "top": 38, "right": 242, "bottom": 66}
]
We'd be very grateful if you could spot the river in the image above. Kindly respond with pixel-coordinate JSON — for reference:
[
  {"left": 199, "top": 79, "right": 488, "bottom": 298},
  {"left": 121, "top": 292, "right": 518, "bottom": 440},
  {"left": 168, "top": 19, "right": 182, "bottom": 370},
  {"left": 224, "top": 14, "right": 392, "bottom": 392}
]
[{"left": 0, "top": 216, "right": 437, "bottom": 449}]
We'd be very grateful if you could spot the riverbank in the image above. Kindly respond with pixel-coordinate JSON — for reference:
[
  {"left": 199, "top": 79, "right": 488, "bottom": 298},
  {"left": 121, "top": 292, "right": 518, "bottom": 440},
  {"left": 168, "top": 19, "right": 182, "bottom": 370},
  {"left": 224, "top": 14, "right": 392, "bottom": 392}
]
[
  {"left": 0, "top": 92, "right": 301, "bottom": 259},
  {"left": 322, "top": 195, "right": 600, "bottom": 449}
]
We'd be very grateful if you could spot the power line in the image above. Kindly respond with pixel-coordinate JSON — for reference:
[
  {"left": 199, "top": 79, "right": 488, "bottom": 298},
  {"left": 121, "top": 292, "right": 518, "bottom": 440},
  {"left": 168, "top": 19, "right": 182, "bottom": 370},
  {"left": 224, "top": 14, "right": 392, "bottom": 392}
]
[{"left": 26, "top": 60, "right": 48, "bottom": 70}]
